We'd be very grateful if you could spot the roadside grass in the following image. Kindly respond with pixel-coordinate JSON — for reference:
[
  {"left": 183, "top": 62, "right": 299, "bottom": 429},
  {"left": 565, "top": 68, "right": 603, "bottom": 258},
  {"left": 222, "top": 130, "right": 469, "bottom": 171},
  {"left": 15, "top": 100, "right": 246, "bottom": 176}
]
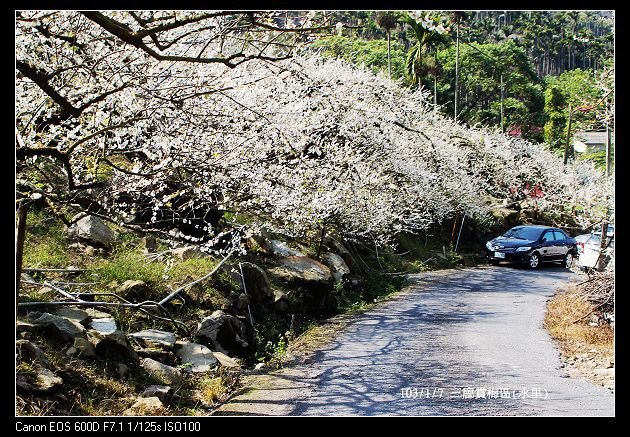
[
  {"left": 544, "top": 288, "right": 613, "bottom": 356},
  {"left": 169, "top": 368, "right": 241, "bottom": 415}
]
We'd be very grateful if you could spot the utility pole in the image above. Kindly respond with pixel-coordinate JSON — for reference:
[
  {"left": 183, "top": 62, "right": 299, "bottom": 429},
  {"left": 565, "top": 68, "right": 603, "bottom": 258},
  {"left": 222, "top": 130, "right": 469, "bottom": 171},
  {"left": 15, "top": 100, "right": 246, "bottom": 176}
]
[
  {"left": 563, "top": 102, "right": 573, "bottom": 165},
  {"left": 500, "top": 73, "right": 504, "bottom": 132},
  {"left": 434, "top": 52, "right": 438, "bottom": 114},
  {"left": 454, "top": 20, "right": 460, "bottom": 122}
]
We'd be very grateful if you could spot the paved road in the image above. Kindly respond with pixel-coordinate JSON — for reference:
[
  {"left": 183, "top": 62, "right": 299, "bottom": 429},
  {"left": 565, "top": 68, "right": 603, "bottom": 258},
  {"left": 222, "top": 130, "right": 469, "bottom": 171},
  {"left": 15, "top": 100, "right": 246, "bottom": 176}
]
[{"left": 215, "top": 266, "right": 614, "bottom": 416}]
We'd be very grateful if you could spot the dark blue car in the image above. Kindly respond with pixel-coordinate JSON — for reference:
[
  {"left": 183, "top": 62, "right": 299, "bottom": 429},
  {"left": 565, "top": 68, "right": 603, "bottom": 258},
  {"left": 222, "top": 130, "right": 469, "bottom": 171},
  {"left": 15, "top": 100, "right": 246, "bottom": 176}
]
[{"left": 485, "top": 225, "right": 577, "bottom": 269}]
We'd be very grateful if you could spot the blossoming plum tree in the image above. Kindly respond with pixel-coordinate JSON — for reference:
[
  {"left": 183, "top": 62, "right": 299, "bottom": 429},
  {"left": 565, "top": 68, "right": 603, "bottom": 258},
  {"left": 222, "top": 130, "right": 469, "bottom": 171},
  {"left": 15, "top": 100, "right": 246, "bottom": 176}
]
[{"left": 16, "top": 10, "right": 613, "bottom": 263}]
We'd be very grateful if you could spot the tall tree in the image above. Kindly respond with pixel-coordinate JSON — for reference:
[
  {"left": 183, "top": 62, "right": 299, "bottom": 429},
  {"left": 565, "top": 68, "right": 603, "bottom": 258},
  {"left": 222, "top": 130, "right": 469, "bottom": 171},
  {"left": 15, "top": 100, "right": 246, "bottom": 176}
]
[
  {"left": 451, "top": 11, "right": 468, "bottom": 121},
  {"left": 375, "top": 11, "right": 398, "bottom": 78},
  {"left": 401, "top": 12, "right": 450, "bottom": 89}
]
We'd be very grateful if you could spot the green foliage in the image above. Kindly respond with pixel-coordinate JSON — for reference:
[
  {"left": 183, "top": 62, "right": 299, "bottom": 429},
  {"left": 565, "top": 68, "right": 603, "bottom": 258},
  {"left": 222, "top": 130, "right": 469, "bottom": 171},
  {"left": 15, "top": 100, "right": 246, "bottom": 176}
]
[
  {"left": 365, "top": 272, "right": 407, "bottom": 300},
  {"left": 91, "top": 250, "right": 164, "bottom": 284},
  {"left": 311, "top": 35, "right": 406, "bottom": 81},
  {"left": 579, "top": 150, "right": 612, "bottom": 173},
  {"left": 543, "top": 69, "right": 607, "bottom": 158},
  {"left": 167, "top": 257, "right": 218, "bottom": 284},
  {"left": 253, "top": 312, "right": 294, "bottom": 363},
  {"left": 400, "top": 12, "right": 451, "bottom": 87},
  {"left": 22, "top": 209, "right": 70, "bottom": 269},
  {"left": 437, "top": 40, "right": 543, "bottom": 137},
  {"left": 543, "top": 85, "right": 567, "bottom": 149}
]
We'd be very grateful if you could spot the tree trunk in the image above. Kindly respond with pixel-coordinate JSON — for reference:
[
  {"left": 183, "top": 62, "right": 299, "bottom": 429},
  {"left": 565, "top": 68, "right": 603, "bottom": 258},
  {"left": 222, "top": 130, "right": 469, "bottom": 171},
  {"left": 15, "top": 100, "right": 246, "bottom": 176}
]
[
  {"left": 563, "top": 103, "right": 573, "bottom": 165},
  {"left": 597, "top": 221, "right": 608, "bottom": 272},
  {"left": 316, "top": 223, "right": 327, "bottom": 259},
  {"left": 16, "top": 203, "right": 28, "bottom": 309}
]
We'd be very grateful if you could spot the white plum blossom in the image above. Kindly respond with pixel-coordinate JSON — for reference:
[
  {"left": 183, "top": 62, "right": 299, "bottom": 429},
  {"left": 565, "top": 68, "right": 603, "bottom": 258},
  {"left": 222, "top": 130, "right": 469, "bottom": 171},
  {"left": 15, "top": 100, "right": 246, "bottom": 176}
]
[{"left": 16, "top": 10, "right": 613, "bottom": 255}]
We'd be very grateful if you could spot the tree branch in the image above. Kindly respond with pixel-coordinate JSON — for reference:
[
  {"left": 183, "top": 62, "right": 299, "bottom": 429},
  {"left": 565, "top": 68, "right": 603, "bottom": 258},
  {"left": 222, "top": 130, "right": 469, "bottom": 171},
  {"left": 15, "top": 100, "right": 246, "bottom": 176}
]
[{"left": 16, "top": 60, "right": 80, "bottom": 118}]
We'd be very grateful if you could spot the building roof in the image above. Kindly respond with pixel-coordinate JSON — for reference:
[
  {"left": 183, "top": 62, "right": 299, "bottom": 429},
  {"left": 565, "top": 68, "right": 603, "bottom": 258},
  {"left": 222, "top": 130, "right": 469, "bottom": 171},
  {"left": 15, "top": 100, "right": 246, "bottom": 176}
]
[{"left": 574, "top": 131, "right": 607, "bottom": 145}]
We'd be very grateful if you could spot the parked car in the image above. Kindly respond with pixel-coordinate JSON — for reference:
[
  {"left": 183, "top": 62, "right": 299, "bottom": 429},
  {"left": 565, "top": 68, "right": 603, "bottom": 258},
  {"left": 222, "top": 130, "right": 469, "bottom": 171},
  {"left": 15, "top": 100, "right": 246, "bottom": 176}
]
[
  {"left": 576, "top": 224, "right": 614, "bottom": 256},
  {"left": 575, "top": 233, "right": 593, "bottom": 255},
  {"left": 485, "top": 225, "right": 577, "bottom": 269},
  {"left": 577, "top": 231, "right": 614, "bottom": 271}
]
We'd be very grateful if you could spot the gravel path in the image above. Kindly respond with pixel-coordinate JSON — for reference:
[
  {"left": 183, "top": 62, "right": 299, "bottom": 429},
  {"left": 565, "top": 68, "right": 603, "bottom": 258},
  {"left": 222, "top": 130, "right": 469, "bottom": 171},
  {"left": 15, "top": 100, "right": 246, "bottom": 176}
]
[{"left": 215, "top": 266, "right": 614, "bottom": 416}]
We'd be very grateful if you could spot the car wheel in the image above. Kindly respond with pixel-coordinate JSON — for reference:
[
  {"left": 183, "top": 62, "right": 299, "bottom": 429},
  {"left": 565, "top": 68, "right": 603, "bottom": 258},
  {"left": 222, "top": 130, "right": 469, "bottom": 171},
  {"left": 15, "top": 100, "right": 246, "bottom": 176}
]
[
  {"left": 489, "top": 259, "right": 500, "bottom": 266},
  {"left": 528, "top": 253, "right": 541, "bottom": 269},
  {"left": 564, "top": 252, "right": 574, "bottom": 269}
]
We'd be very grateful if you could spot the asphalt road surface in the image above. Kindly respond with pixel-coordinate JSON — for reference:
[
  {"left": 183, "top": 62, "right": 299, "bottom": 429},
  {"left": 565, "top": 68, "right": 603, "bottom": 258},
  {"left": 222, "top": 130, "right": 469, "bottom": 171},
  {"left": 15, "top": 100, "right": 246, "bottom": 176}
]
[{"left": 215, "top": 266, "right": 614, "bottom": 416}]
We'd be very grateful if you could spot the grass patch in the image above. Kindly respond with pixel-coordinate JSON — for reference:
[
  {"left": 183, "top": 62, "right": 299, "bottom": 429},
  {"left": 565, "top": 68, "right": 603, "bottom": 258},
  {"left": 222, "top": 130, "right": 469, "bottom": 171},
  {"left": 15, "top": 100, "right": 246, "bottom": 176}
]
[
  {"left": 90, "top": 251, "right": 165, "bottom": 285},
  {"left": 166, "top": 257, "right": 217, "bottom": 284},
  {"left": 199, "top": 376, "right": 226, "bottom": 403},
  {"left": 544, "top": 288, "right": 614, "bottom": 356},
  {"left": 22, "top": 209, "right": 70, "bottom": 269}
]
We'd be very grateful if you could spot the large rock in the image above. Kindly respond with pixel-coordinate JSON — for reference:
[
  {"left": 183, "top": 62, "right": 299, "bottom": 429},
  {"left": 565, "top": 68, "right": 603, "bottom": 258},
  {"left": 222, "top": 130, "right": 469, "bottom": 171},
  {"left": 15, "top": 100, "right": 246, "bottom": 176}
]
[
  {"left": 323, "top": 237, "right": 359, "bottom": 273},
  {"left": 123, "top": 397, "right": 166, "bottom": 416},
  {"left": 268, "top": 256, "right": 332, "bottom": 286},
  {"left": 73, "top": 337, "right": 96, "bottom": 358},
  {"left": 196, "top": 310, "right": 253, "bottom": 356},
  {"left": 176, "top": 342, "right": 219, "bottom": 373},
  {"left": 211, "top": 351, "right": 240, "bottom": 368},
  {"left": 321, "top": 252, "right": 351, "bottom": 283},
  {"left": 16, "top": 366, "right": 63, "bottom": 394},
  {"left": 129, "top": 329, "right": 177, "bottom": 350},
  {"left": 67, "top": 214, "right": 116, "bottom": 248},
  {"left": 141, "top": 358, "right": 183, "bottom": 385},
  {"left": 236, "top": 262, "right": 272, "bottom": 302},
  {"left": 90, "top": 317, "right": 118, "bottom": 335},
  {"left": 267, "top": 240, "right": 304, "bottom": 257},
  {"left": 95, "top": 330, "right": 139, "bottom": 362},
  {"left": 271, "top": 289, "right": 290, "bottom": 313},
  {"left": 116, "top": 280, "right": 152, "bottom": 301},
  {"left": 53, "top": 307, "right": 92, "bottom": 325},
  {"left": 141, "top": 385, "right": 172, "bottom": 403},
  {"left": 136, "top": 348, "right": 178, "bottom": 367},
  {"left": 268, "top": 257, "right": 335, "bottom": 315},
  {"left": 16, "top": 340, "right": 50, "bottom": 368},
  {"left": 31, "top": 312, "right": 87, "bottom": 342}
]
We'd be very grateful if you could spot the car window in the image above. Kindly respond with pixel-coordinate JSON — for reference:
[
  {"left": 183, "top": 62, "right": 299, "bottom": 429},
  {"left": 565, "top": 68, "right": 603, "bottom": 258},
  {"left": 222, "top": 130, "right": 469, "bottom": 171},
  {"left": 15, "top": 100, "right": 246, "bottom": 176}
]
[
  {"left": 541, "top": 231, "right": 556, "bottom": 242},
  {"left": 553, "top": 231, "right": 566, "bottom": 241},
  {"left": 503, "top": 227, "right": 544, "bottom": 240}
]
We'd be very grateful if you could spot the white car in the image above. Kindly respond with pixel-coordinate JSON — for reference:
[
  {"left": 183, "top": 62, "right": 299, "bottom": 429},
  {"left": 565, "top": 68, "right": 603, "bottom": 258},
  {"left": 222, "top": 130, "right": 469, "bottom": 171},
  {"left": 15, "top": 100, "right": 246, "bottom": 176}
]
[{"left": 577, "top": 225, "right": 614, "bottom": 271}]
